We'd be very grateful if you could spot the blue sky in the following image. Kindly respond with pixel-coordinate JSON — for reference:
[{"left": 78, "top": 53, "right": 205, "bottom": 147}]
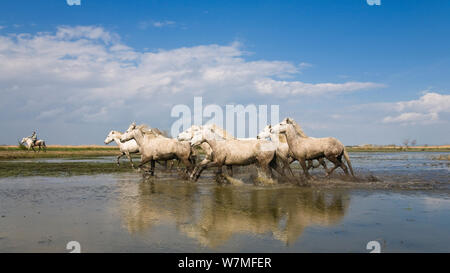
[{"left": 0, "top": 0, "right": 449, "bottom": 145}]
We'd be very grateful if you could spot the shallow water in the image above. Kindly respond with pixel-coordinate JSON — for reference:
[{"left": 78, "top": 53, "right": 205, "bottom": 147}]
[{"left": 0, "top": 152, "right": 449, "bottom": 252}]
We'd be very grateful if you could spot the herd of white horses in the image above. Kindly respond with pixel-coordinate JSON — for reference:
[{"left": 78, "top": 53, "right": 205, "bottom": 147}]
[
  {"left": 19, "top": 117, "right": 354, "bottom": 184},
  {"left": 104, "top": 117, "right": 355, "bottom": 184}
]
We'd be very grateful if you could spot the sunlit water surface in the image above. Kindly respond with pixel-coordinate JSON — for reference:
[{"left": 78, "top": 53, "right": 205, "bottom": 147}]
[{"left": 0, "top": 152, "right": 449, "bottom": 252}]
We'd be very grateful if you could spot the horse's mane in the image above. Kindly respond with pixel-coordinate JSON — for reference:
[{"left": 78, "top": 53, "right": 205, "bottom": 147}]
[
  {"left": 136, "top": 124, "right": 167, "bottom": 138},
  {"left": 208, "top": 124, "right": 235, "bottom": 139},
  {"left": 285, "top": 118, "right": 308, "bottom": 138},
  {"left": 152, "top": 128, "right": 168, "bottom": 137}
]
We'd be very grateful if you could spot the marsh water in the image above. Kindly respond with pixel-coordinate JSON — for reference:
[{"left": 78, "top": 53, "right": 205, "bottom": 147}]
[{"left": 0, "top": 152, "right": 449, "bottom": 252}]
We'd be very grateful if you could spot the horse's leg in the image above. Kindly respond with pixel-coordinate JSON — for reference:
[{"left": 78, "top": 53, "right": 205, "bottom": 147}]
[
  {"left": 318, "top": 158, "right": 328, "bottom": 171},
  {"left": 299, "top": 160, "right": 311, "bottom": 179},
  {"left": 31, "top": 146, "right": 36, "bottom": 152},
  {"left": 226, "top": 165, "right": 233, "bottom": 177},
  {"left": 268, "top": 155, "right": 285, "bottom": 177},
  {"left": 284, "top": 157, "right": 296, "bottom": 177},
  {"left": 263, "top": 163, "right": 273, "bottom": 179},
  {"left": 337, "top": 154, "right": 349, "bottom": 175},
  {"left": 178, "top": 157, "right": 192, "bottom": 179},
  {"left": 150, "top": 160, "right": 156, "bottom": 176},
  {"left": 192, "top": 157, "right": 211, "bottom": 180},
  {"left": 137, "top": 157, "right": 151, "bottom": 171},
  {"left": 168, "top": 160, "right": 174, "bottom": 170},
  {"left": 215, "top": 163, "right": 224, "bottom": 184},
  {"left": 195, "top": 161, "right": 217, "bottom": 181},
  {"left": 117, "top": 152, "right": 124, "bottom": 166},
  {"left": 286, "top": 160, "right": 295, "bottom": 177},
  {"left": 325, "top": 156, "right": 340, "bottom": 176},
  {"left": 126, "top": 152, "right": 135, "bottom": 169},
  {"left": 281, "top": 157, "right": 296, "bottom": 177},
  {"left": 306, "top": 159, "right": 313, "bottom": 170}
]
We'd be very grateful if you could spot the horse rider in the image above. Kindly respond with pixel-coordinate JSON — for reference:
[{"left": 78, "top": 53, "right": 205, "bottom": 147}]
[{"left": 28, "top": 131, "right": 37, "bottom": 145}]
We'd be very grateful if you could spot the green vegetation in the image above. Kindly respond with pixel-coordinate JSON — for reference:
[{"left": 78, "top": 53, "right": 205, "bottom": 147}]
[
  {"left": 0, "top": 161, "right": 134, "bottom": 178},
  {"left": 0, "top": 146, "right": 121, "bottom": 159}
]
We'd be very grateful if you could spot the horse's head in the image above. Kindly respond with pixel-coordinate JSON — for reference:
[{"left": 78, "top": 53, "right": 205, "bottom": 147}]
[
  {"left": 190, "top": 127, "right": 213, "bottom": 147},
  {"left": 190, "top": 129, "right": 205, "bottom": 147},
  {"left": 270, "top": 120, "right": 288, "bottom": 134},
  {"left": 20, "top": 137, "right": 26, "bottom": 144},
  {"left": 257, "top": 125, "right": 272, "bottom": 139},
  {"left": 104, "top": 130, "right": 120, "bottom": 144},
  {"left": 125, "top": 122, "right": 137, "bottom": 133},
  {"left": 177, "top": 126, "right": 195, "bottom": 141},
  {"left": 120, "top": 128, "right": 136, "bottom": 142},
  {"left": 271, "top": 117, "right": 306, "bottom": 137}
]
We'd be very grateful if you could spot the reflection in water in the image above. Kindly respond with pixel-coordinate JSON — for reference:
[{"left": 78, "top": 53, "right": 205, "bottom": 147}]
[{"left": 117, "top": 177, "right": 350, "bottom": 248}]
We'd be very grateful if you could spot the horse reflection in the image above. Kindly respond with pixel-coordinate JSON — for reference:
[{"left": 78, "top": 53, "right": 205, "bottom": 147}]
[{"left": 117, "top": 178, "right": 349, "bottom": 248}]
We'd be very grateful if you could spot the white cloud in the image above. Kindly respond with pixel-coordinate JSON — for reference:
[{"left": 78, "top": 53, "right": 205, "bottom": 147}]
[
  {"left": 139, "top": 20, "right": 176, "bottom": 29},
  {"left": 153, "top": 21, "right": 175, "bottom": 28},
  {"left": 254, "top": 79, "right": 383, "bottom": 96},
  {"left": 382, "top": 92, "right": 450, "bottom": 124},
  {"left": 0, "top": 26, "right": 382, "bottom": 125},
  {"left": 383, "top": 112, "right": 438, "bottom": 124}
]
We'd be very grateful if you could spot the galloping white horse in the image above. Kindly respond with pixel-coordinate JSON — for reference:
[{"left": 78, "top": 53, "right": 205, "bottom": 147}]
[
  {"left": 178, "top": 124, "right": 236, "bottom": 180},
  {"left": 189, "top": 127, "right": 277, "bottom": 182},
  {"left": 20, "top": 137, "right": 47, "bottom": 152},
  {"left": 121, "top": 124, "right": 193, "bottom": 177},
  {"left": 126, "top": 122, "right": 179, "bottom": 170},
  {"left": 257, "top": 125, "right": 327, "bottom": 174},
  {"left": 104, "top": 130, "right": 139, "bottom": 168},
  {"left": 270, "top": 118, "right": 354, "bottom": 179}
]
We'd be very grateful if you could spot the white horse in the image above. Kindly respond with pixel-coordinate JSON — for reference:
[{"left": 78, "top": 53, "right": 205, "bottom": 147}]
[
  {"left": 270, "top": 118, "right": 354, "bottom": 179},
  {"left": 20, "top": 137, "right": 46, "bottom": 152},
  {"left": 189, "top": 127, "right": 277, "bottom": 182},
  {"left": 120, "top": 124, "right": 193, "bottom": 177},
  {"left": 257, "top": 125, "right": 328, "bottom": 174},
  {"left": 104, "top": 130, "right": 139, "bottom": 169},
  {"left": 126, "top": 122, "right": 179, "bottom": 170},
  {"left": 178, "top": 124, "right": 236, "bottom": 180}
]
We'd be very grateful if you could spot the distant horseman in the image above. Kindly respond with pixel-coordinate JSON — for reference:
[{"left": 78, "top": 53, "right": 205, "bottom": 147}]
[
  {"left": 20, "top": 131, "right": 46, "bottom": 152},
  {"left": 28, "top": 131, "right": 37, "bottom": 146}
]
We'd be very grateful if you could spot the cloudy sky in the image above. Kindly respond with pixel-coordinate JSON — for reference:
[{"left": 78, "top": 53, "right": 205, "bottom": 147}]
[{"left": 0, "top": 0, "right": 449, "bottom": 145}]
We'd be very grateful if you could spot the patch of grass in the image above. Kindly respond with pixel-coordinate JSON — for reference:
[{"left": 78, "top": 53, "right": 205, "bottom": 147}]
[
  {"left": 17, "top": 141, "right": 28, "bottom": 151},
  {"left": 0, "top": 148, "right": 121, "bottom": 160},
  {"left": 0, "top": 161, "right": 134, "bottom": 178}
]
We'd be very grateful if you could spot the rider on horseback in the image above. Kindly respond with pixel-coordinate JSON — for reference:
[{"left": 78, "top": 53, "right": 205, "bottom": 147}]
[{"left": 28, "top": 131, "right": 37, "bottom": 146}]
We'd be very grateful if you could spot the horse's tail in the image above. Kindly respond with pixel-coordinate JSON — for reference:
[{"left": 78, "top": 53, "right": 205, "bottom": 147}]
[
  {"left": 42, "top": 141, "right": 47, "bottom": 152},
  {"left": 343, "top": 148, "right": 354, "bottom": 176}
]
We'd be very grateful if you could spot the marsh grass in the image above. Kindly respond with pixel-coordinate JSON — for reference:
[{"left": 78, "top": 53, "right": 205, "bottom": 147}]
[
  {"left": 0, "top": 146, "right": 120, "bottom": 160},
  {"left": 17, "top": 141, "right": 28, "bottom": 151},
  {"left": 0, "top": 161, "right": 134, "bottom": 178}
]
